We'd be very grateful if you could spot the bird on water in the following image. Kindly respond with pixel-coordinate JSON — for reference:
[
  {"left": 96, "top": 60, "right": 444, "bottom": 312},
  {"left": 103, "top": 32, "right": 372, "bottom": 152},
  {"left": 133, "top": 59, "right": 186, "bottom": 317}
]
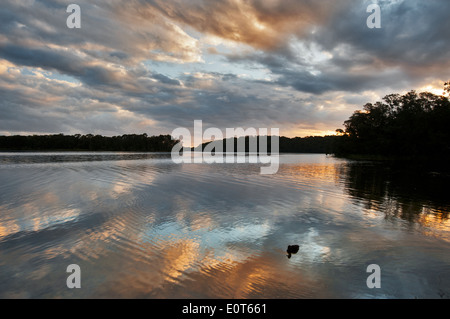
[{"left": 287, "top": 245, "right": 299, "bottom": 259}]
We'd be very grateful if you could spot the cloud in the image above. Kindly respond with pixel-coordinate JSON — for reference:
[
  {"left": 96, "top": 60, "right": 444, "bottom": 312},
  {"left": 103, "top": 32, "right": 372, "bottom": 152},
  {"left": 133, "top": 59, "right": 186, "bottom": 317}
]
[
  {"left": 0, "top": 0, "right": 449, "bottom": 137},
  {"left": 138, "top": 0, "right": 350, "bottom": 50},
  {"left": 1, "top": 0, "right": 203, "bottom": 63}
]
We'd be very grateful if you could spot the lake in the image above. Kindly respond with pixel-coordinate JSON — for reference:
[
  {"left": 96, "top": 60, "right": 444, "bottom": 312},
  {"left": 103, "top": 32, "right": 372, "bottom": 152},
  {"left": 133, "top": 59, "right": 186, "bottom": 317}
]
[{"left": 0, "top": 152, "right": 449, "bottom": 298}]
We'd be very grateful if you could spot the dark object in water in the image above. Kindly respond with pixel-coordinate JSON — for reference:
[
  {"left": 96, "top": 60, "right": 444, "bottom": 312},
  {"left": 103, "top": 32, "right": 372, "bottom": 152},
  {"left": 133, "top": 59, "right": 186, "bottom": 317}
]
[{"left": 287, "top": 245, "right": 299, "bottom": 259}]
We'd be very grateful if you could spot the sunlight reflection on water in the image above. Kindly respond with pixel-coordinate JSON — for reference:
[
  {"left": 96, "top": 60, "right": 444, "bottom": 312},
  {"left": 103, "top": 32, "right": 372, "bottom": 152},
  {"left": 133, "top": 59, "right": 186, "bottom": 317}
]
[{"left": 0, "top": 153, "right": 449, "bottom": 298}]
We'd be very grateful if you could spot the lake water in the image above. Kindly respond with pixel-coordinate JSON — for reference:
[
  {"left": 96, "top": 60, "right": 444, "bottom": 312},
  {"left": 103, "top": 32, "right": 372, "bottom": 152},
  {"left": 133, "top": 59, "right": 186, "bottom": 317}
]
[{"left": 0, "top": 152, "right": 449, "bottom": 298}]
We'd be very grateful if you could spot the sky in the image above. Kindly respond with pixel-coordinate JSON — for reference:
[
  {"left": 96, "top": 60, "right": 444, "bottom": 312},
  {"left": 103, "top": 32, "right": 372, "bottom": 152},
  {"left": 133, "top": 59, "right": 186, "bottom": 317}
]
[{"left": 1, "top": 0, "right": 450, "bottom": 138}]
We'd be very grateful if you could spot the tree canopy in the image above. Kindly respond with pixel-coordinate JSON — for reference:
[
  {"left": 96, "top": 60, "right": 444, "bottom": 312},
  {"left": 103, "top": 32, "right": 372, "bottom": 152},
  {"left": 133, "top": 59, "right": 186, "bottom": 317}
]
[{"left": 334, "top": 82, "right": 450, "bottom": 160}]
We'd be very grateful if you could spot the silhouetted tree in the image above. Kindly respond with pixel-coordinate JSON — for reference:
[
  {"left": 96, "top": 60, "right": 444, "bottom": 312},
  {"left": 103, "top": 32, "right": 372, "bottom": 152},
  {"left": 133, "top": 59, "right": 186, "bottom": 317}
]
[{"left": 334, "top": 82, "right": 450, "bottom": 160}]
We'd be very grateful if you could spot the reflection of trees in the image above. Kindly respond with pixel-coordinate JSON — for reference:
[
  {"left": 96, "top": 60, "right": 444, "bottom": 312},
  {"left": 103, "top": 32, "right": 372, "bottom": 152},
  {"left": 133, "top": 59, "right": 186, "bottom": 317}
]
[{"left": 342, "top": 163, "right": 450, "bottom": 224}]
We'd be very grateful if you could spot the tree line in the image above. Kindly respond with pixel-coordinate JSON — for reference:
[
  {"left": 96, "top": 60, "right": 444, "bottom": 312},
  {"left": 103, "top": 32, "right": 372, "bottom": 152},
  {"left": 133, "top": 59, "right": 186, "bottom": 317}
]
[
  {"left": 333, "top": 82, "right": 450, "bottom": 160},
  {"left": 0, "top": 134, "right": 179, "bottom": 152},
  {"left": 193, "top": 135, "right": 339, "bottom": 154},
  {"left": 0, "top": 133, "right": 340, "bottom": 154}
]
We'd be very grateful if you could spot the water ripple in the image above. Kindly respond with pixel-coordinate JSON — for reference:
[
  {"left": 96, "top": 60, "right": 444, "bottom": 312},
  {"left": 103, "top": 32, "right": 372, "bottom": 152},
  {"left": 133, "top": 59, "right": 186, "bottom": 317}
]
[{"left": 0, "top": 153, "right": 449, "bottom": 298}]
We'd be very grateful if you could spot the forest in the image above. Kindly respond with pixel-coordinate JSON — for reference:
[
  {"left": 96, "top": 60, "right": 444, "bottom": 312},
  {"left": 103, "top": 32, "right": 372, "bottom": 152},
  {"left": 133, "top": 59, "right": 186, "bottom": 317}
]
[
  {"left": 0, "top": 134, "right": 178, "bottom": 152},
  {"left": 0, "top": 133, "right": 338, "bottom": 154},
  {"left": 333, "top": 82, "right": 450, "bottom": 160},
  {"left": 192, "top": 135, "right": 338, "bottom": 154}
]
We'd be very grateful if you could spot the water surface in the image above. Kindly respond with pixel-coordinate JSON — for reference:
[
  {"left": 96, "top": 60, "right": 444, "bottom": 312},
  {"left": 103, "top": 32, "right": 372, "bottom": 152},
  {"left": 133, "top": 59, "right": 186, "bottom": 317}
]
[{"left": 0, "top": 153, "right": 449, "bottom": 298}]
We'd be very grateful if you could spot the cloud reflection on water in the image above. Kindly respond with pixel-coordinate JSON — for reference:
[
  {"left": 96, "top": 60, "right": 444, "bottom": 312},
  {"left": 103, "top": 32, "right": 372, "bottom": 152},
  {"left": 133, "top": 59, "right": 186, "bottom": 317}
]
[{"left": 0, "top": 153, "right": 449, "bottom": 298}]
